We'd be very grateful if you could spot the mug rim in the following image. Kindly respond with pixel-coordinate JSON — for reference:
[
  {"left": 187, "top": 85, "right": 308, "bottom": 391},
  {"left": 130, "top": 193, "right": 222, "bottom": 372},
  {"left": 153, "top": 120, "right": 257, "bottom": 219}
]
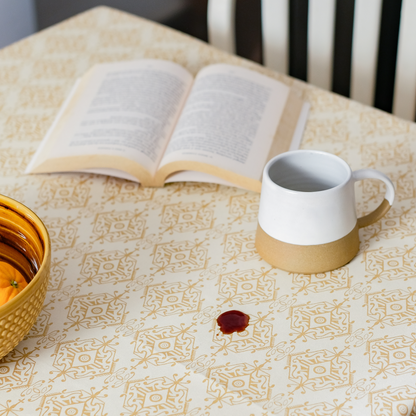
[
  {"left": 0, "top": 194, "right": 50, "bottom": 313},
  {"left": 264, "top": 149, "right": 352, "bottom": 194}
]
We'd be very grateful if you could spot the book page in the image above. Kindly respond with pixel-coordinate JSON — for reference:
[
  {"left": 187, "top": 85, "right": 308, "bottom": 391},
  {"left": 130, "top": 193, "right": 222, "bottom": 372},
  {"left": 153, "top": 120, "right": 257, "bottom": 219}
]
[
  {"left": 27, "top": 60, "right": 193, "bottom": 179},
  {"left": 165, "top": 98, "right": 310, "bottom": 190},
  {"left": 157, "top": 64, "right": 290, "bottom": 184},
  {"left": 165, "top": 170, "right": 237, "bottom": 187}
]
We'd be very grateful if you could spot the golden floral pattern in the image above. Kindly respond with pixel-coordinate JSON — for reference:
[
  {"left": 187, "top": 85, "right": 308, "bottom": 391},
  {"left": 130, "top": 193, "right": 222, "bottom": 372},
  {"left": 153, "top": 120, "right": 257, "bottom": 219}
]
[
  {"left": 92, "top": 209, "right": 147, "bottom": 243},
  {"left": 122, "top": 374, "right": 190, "bottom": 416},
  {"left": 206, "top": 361, "right": 272, "bottom": 406},
  {"left": 1, "top": 6, "right": 416, "bottom": 415},
  {"left": 51, "top": 336, "right": 118, "bottom": 381},
  {"left": 39, "top": 388, "right": 107, "bottom": 416},
  {"left": 132, "top": 324, "right": 197, "bottom": 367},
  {"left": 161, "top": 201, "right": 215, "bottom": 234}
]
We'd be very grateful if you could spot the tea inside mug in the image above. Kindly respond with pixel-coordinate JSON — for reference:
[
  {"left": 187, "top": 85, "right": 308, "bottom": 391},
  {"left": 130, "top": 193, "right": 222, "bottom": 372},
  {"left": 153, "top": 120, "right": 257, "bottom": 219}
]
[{"left": 268, "top": 151, "right": 350, "bottom": 192}]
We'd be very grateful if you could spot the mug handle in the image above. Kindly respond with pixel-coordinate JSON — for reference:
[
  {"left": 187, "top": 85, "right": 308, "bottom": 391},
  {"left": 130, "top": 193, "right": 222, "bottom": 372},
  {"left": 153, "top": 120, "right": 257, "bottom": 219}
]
[{"left": 352, "top": 169, "right": 395, "bottom": 228}]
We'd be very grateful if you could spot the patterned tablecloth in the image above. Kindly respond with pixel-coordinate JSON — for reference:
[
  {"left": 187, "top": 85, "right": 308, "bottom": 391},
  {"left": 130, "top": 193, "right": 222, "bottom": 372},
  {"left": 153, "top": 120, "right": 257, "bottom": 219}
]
[{"left": 1, "top": 7, "right": 416, "bottom": 416}]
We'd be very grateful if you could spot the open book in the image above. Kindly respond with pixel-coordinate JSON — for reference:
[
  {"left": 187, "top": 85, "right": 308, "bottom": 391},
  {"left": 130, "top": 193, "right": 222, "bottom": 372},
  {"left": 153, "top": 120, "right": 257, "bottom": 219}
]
[{"left": 26, "top": 60, "right": 309, "bottom": 192}]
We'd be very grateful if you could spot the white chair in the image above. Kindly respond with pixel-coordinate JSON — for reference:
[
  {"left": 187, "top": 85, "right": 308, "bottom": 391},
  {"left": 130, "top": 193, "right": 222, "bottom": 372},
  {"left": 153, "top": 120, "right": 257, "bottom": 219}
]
[{"left": 207, "top": 0, "right": 416, "bottom": 121}]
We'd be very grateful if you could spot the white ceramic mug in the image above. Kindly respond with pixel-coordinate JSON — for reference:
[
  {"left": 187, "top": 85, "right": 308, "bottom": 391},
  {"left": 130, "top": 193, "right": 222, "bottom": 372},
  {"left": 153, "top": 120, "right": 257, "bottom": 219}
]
[{"left": 256, "top": 150, "right": 395, "bottom": 273}]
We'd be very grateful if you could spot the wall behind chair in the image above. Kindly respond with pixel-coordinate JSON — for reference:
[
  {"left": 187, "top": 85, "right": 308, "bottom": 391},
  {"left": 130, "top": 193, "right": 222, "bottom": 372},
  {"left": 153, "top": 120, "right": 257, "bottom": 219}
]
[
  {"left": 0, "top": 0, "right": 37, "bottom": 49},
  {"left": 35, "top": 0, "right": 208, "bottom": 42},
  {"left": 0, "top": 0, "right": 209, "bottom": 50},
  {"left": 35, "top": 0, "right": 188, "bottom": 28}
]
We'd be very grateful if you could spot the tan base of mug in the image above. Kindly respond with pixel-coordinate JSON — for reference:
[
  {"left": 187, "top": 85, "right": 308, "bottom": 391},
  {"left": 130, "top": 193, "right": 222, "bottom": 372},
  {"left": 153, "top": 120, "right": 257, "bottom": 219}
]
[{"left": 255, "top": 223, "right": 360, "bottom": 274}]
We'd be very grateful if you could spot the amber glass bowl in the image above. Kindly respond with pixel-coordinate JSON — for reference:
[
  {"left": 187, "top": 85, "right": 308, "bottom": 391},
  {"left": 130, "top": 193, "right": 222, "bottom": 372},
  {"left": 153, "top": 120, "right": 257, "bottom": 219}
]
[{"left": 0, "top": 194, "right": 50, "bottom": 359}]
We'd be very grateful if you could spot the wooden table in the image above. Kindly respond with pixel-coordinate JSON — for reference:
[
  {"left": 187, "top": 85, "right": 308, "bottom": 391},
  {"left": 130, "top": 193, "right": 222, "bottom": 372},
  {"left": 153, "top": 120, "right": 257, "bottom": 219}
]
[{"left": 1, "top": 7, "right": 416, "bottom": 416}]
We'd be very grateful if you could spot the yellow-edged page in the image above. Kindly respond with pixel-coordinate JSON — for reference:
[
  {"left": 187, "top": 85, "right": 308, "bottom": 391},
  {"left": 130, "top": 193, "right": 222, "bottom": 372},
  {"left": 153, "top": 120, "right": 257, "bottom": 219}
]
[
  {"left": 155, "top": 64, "right": 303, "bottom": 192},
  {"left": 25, "top": 60, "right": 194, "bottom": 185}
]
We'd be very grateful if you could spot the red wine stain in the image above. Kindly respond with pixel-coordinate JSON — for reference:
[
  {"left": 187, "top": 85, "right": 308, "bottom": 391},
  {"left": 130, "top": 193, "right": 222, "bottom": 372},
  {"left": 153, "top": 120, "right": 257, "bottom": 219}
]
[{"left": 217, "top": 310, "right": 250, "bottom": 334}]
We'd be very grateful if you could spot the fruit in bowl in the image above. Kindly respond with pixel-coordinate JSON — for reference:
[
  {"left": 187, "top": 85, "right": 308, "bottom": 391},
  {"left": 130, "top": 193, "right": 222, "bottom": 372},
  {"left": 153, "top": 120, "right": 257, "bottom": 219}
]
[
  {"left": 0, "top": 195, "right": 50, "bottom": 359},
  {"left": 0, "top": 262, "right": 28, "bottom": 306}
]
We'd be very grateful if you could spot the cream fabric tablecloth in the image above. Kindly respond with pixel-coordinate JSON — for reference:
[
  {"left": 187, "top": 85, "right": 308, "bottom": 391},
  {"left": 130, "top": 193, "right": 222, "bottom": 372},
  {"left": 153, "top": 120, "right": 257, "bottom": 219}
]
[{"left": 1, "top": 7, "right": 416, "bottom": 416}]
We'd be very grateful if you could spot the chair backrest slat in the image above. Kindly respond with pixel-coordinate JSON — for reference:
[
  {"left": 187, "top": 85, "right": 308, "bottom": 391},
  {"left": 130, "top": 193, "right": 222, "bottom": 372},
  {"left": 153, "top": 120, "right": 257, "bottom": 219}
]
[
  {"left": 262, "top": 0, "right": 289, "bottom": 74},
  {"left": 307, "top": 0, "right": 336, "bottom": 90},
  {"left": 207, "top": 0, "right": 416, "bottom": 121},
  {"left": 350, "top": 0, "right": 383, "bottom": 106},
  {"left": 393, "top": 0, "right": 416, "bottom": 121},
  {"left": 207, "top": 0, "right": 236, "bottom": 54}
]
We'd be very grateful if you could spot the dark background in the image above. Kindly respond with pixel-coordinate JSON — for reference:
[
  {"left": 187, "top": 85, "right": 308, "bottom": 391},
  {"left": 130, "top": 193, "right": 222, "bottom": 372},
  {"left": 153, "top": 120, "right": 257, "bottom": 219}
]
[{"left": 35, "top": 0, "right": 404, "bottom": 114}]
